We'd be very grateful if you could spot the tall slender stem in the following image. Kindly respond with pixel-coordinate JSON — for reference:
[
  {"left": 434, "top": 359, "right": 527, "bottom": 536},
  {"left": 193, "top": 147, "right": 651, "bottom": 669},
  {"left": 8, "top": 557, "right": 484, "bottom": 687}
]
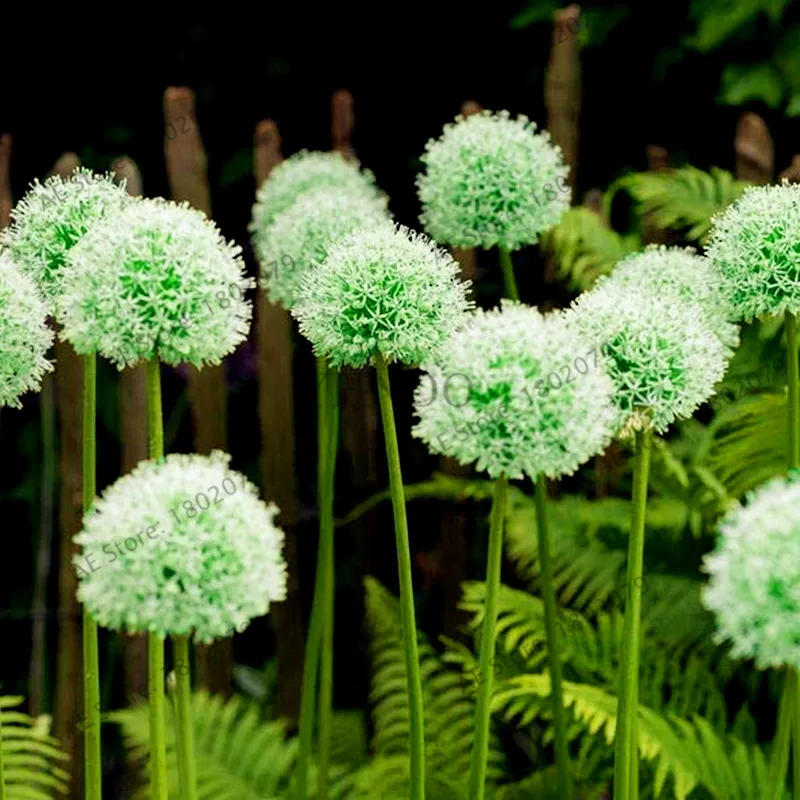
[
  {"left": 787, "top": 312, "right": 799, "bottom": 471},
  {"left": 146, "top": 358, "right": 168, "bottom": 800},
  {"left": 534, "top": 475, "right": 573, "bottom": 800},
  {"left": 467, "top": 476, "right": 508, "bottom": 800},
  {"left": 498, "top": 247, "right": 519, "bottom": 302},
  {"left": 147, "top": 358, "right": 164, "bottom": 463},
  {"left": 792, "top": 669, "right": 800, "bottom": 799},
  {"left": 294, "top": 359, "right": 339, "bottom": 800},
  {"left": 374, "top": 352, "right": 426, "bottom": 800},
  {"left": 787, "top": 311, "right": 800, "bottom": 799},
  {"left": 318, "top": 365, "right": 339, "bottom": 800},
  {"left": 82, "top": 352, "right": 102, "bottom": 800},
  {"left": 770, "top": 670, "right": 794, "bottom": 800},
  {"left": 173, "top": 636, "right": 198, "bottom": 800},
  {"left": 613, "top": 428, "right": 651, "bottom": 800}
]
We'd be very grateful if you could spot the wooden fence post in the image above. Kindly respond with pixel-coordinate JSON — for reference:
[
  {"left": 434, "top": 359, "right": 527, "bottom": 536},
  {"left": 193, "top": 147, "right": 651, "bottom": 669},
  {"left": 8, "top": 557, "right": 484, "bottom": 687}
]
[{"left": 164, "top": 86, "right": 232, "bottom": 695}]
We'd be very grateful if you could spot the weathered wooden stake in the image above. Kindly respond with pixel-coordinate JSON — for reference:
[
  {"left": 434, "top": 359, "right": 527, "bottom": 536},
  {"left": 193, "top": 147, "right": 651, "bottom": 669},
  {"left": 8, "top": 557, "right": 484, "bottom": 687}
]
[{"left": 164, "top": 86, "right": 232, "bottom": 695}]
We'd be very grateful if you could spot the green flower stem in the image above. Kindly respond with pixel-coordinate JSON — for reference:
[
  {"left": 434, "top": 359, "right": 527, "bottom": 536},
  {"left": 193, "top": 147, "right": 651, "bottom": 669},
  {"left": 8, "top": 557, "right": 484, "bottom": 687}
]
[
  {"left": 498, "top": 247, "right": 519, "bottom": 302},
  {"left": 173, "top": 635, "right": 198, "bottom": 800},
  {"left": 769, "top": 671, "right": 793, "bottom": 800},
  {"left": 613, "top": 428, "right": 652, "bottom": 800},
  {"left": 534, "top": 475, "right": 573, "bottom": 800},
  {"left": 82, "top": 352, "right": 102, "bottom": 800},
  {"left": 375, "top": 351, "right": 426, "bottom": 800},
  {"left": 318, "top": 362, "right": 339, "bottom": 800},
  {"left": 146, "top": 358, "right": 168, "bottom": 800},
  {"left": 787, "top": 312, "right": 799, "bottom": 471},
  {"left": 147, "top": 358, "right": 164, "bottom": 463},
  {"left": 294, "top": 359, "right": 339, "bottom": 800},
  {"left": 467, "top": 475, "right": 508, "bottom": 800},
  {"left": 787, "top": 311, "right": 800, "bottom": 799}
]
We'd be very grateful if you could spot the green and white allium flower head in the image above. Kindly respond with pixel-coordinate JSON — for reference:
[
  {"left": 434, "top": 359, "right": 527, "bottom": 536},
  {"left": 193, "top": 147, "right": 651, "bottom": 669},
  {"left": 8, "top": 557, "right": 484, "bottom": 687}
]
[
  {"left": 569, "top": 279, "right": 729, "bottom": 436},
  {"left": 417, "top": 110, "right": 571, "bottom": 251},
  {"left": 58, "top": 198, "right": 253, "bottom": 369},
  {"left": 74, "top": 451, "right": 287, "bottom": 643},
  {"left": 0, "top": 168, "right": 131, "bottom": 306},
  {"left": 256, "top": 185, "right": 391, "bottom": 309},
  {"left": 703, "top": 473, "right": 800, "bottom": 670},
  {"left": 0, "top": 254, "right": 53, "bottom": 408},
  {"left": 292, "top": 224, "right": 473, "bottom": 368},
  {"left": 706, "top": 180, "right": 800, "bottom": 322},
  {"left": 609, "top": 244, "right": 740, "bottom": 352},
  {"left": 412, "top": 302, "right": 616, "bottom": 480},
  {"left": 249, "top": 150, "right": 383, "bottom": 236}
]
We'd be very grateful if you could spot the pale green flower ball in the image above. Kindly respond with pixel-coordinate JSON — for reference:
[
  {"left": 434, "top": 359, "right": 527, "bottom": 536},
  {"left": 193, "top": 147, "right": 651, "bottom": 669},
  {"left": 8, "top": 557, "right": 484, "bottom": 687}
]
[
  {"left": 74, "top": 451, "right": 287, "bottom": 643},
  {"left": 417, "top": 110, "right": 571, "bottom": 251},
  {"left": 256, "top": 185, "right": 391, "bottom": 309},
  {"left": 412, "top": 302, "right": 616, "bottom": 480},
  {"left": 569, "top": 279, "right": 729, "bottom": 435},
  {"left": 706, "top": 181, "right": 800, "bottom": 321},
  {"left": 0, "top": 254, "right": 53, "bottom": 408},
  {"left": 249, "top": 150, "right": 383, "bottom": 236},
  {"left": 0, "top": 168, "right": 131, "bottom": 306},
  {"left": 292, "top": 224, "right": 474, "bottom": 368},
  {"left": 703, "top": 473, "right": 800, "bottom": 670},
  {"left": 58, "top": 198, "right": 253, "bottom": 369},
  {"left": 609, "top": 245, "right": 740, "bottom": 352}
]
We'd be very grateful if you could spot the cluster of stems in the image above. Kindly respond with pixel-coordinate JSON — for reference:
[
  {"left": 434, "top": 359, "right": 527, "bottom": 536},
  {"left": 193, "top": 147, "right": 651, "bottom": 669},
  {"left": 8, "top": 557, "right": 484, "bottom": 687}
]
[{"left": 466, "top": 248, "right": 574, "bottom": 800}]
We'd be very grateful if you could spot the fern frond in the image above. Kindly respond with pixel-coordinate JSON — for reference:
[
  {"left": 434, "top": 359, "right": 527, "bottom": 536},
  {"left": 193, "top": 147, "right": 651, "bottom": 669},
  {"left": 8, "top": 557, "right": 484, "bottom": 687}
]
[
  {"left": 492, "top": 676, "right": 772, "bottom": 799},
  {"left": 109, "top": 689, "right": 359, "bottom": 799},
  {"left": 0, "top": 696, "right": 70, "bottom": 798},
  {"left": 503, "top": 491, "right": 686, "bottom": 609},
  {"left": 460, "top": 581, "right": 728, "bottom": 729},
  {"left": 697, "top": 392, "right": 786, "bottom": 500},
  {"left": 363, "top": 577, "right": 506, "bottom": 792},
  {"left": 543, "top": 206, "right": 641, "bottom": 292},
  {"left": 612, "top": 166, "right": 749, "bottom": 242}
]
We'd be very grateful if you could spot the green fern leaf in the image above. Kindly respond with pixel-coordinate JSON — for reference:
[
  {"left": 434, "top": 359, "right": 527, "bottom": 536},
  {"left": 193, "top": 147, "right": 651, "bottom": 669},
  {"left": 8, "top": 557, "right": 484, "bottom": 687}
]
[
  {"left": 461, "top": 581, "right": 728, "bottom": 729},
  {"left": 612, "top": 165, "right": 749, "bottom": 242},
  {"left": 109, "top": 690, "right": 359, "bottom": 799},
  {"left": 697, "top": 392, "right": 786, "bottom": 500},
  {"left": 0, "top": 696, "right": 69, "bottom": 799},
  {"left": 363, "top": 577, "right": 506, "bottom": 795},
  {"left": 543, "top": 207, "right": 641, "bottom": 292},
  {"left": 492, "top": 676, "right": 772, "bottom": 799}
]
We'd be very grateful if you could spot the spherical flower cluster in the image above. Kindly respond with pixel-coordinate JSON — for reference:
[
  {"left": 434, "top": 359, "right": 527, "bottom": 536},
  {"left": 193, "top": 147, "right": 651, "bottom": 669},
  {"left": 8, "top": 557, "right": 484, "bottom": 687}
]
[
  {"left": 609, "top": 245, "right": 740, "bottom": 352},
  {"left": 292, "top": 224, "right": 473, "bottom": 368},
  {"left": 705, "top": 181, "right": 800, "bottom": 322},
  {"left": 417, "top": 110, "right": 571, "bottom": 251},
  {"left": 74, "top": 451, "right": 287, "bottom": 643},
  {"left": 703, "top": 474, "right": 800, "bottom": 670},
  {"left": 58, "top": 198, "right": 253, "bottom": 369},
  {"left": 249, "top": 150, "right": 383, "bottom": 237},
  {"left": 412, "top": 302, "right": 616, "bottom": 480},
  {"left": 0, "top": 254, "right": 53, "bottom": 408},
  {"left": 569, "top": 279, "right": 729, "bottom": 435},
  {"left": 256, "top": 186, "right": 391, "bottom": 309},
  {"left": 0, "top": 168, "right": 131, "bottom": 306}
]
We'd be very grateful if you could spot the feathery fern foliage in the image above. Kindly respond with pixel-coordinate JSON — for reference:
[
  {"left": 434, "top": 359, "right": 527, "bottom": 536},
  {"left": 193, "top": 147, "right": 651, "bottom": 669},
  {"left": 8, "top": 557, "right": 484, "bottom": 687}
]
[
  {"left": 492, "top": 675, "right": 775, "bottom": 799},
  {"left": 109, "top": 689, "right": 359, "bottom": 799},
  {"left": 1, "top": 695, "right": 70, "bottom": 799},
  {"left": 543, "top": 206, "right": 641, "bottom": 292},
  {"left": 363, "top": 576, "right": 505, "bottom": 796},
  {"left": 610, "top": 166, "right": 749, "bottom": 243}
]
